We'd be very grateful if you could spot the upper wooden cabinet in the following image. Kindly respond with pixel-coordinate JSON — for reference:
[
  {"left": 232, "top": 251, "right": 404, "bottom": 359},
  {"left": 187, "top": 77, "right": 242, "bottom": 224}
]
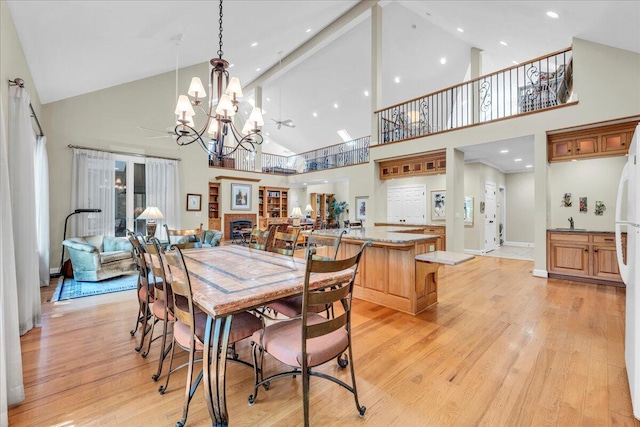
[
  {"left": 547, "top": 120, "right": 638, "bottom": 162},
  {"left": 379, "top": 151, "right": 446, "bottom": 180}
]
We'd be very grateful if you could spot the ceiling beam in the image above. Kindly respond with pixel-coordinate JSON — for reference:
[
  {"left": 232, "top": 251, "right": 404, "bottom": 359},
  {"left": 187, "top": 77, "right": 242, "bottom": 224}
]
[{"left": 243, "top": 0, "right": 377, "bottom": 92}]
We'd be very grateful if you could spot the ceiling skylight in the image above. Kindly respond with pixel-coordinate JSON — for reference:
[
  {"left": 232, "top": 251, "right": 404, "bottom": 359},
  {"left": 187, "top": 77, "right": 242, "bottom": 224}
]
[
  {"left": 337, "top": 129, "right": 352, "bottom": 142},
  {"left": 546, "top": 11, "right": 559, "bottom": 19},
  {"left": 250, "top": 42, "right": 258, "bottom": 47},
  {"left": 457, "top": 27, "right": 464, "bottom": 33},
  {"left": 500, "top": 41, "right": 509, "bottom": 46}
]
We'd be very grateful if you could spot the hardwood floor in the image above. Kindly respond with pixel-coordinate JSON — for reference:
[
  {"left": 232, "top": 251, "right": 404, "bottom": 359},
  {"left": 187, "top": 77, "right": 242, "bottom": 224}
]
[{"left": 9, "top": 256, "right": 640, "bottom": 426}]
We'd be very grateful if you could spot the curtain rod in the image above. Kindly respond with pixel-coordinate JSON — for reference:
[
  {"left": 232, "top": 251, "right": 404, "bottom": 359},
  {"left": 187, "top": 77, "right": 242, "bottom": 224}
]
[
  {"left": 67, "top": 144, "right": 182, "bottom": 162},
  {"left": 8, "top": 78, "right": 45, "bottom": 137}
]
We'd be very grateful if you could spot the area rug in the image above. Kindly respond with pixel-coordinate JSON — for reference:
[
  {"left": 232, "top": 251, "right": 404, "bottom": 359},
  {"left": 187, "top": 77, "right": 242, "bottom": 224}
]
[{"left": 51, "top": 274, "right": 138, "bottom": 302}]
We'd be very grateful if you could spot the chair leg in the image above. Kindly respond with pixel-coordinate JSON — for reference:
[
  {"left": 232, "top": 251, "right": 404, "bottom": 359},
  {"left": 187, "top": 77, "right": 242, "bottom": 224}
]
[
  {"left": 176, "top": 345, "right": 198, "bottom": 427},
  {"left": 152, "top": 316, "right": 172, "bottom": 381},
  {"left": 248, "top": 342, "right": 261, "bottom": 405},
  {"left": 347, "top": 344, "right": 366, "bottom": 417},
  {"left": 302, "top": 365, "right": 310, "bottom": 427},
  {"left": 158, "top": 336, "right": 176, "bottom": 394}
]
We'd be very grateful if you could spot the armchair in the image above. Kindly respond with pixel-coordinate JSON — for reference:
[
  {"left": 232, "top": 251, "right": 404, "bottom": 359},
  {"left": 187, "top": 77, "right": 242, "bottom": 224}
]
[{"left": 62, "top": 235, "right": 136, "bottom": 282}]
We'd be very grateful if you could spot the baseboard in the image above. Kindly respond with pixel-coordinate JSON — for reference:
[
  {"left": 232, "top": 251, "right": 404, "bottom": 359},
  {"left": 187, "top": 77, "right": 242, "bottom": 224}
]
[
  {"left": 504, "top": 241, "right": 535, "bottom": 248},
  {"left": 533, "top": 269, "right": 548, "bottom": 278},
  {"left": 464, "top": 249, "right": 485, "bottom": 255}
]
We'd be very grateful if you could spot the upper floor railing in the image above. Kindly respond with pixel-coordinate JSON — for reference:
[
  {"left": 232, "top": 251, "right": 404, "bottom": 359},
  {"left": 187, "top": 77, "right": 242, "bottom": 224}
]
[
  {"left": 376, "top": 47, "right": 573, "bottom": 145},
  {"left": 210, "top": 136, "right": 371, "bottom": 174}
]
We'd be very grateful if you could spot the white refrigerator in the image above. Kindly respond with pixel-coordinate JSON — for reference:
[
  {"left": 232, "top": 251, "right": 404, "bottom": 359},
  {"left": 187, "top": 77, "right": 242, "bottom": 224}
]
[{"left": 616, "top": 123, "right": 640, "bottom": 419}]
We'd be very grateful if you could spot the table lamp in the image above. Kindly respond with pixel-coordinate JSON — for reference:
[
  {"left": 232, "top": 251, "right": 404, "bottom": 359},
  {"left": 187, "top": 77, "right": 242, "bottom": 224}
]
[
  {"left": 305, "top": 204, "right": 313, "bottom": 218},
  {"left": 291, "top": 206, "right": 303, "bottom": 226},
  {"left": 138, "top": 206, "right": 165, "bottom": 237}
]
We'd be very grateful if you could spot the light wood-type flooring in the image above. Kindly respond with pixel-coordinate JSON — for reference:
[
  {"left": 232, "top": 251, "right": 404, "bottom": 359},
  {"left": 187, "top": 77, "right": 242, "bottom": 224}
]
[{"left": 8, "top": 255, "right": 640, "bottom": 426}]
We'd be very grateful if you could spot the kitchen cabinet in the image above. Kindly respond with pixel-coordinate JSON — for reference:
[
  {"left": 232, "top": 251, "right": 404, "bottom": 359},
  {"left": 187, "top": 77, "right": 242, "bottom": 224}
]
[
  {"left": 547, "top": 121, "right": 637, "bottom": 162},
  {"left": 547, "top": 231, "right": 626, "bottom": 285},
  {"left": 379, "top": 151, "right": 446, "bottom": 180}
]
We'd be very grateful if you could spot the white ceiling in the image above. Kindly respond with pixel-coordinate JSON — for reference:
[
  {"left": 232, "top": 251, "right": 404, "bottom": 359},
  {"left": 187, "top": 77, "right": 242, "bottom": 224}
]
[{"left": 7, "top": 0, "right": 640, "bottom": 173}]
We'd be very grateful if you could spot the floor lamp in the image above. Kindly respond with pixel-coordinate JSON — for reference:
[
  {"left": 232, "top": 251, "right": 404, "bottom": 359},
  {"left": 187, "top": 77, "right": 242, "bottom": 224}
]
[{"left": 52, "top": 208, "right": 102, "bottom": 278}]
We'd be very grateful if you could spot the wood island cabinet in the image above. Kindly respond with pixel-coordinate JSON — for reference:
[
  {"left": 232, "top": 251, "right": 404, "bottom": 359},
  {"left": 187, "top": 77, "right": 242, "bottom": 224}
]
[{"left": 547, "top": 231, "right": 626, "bottom": 285}]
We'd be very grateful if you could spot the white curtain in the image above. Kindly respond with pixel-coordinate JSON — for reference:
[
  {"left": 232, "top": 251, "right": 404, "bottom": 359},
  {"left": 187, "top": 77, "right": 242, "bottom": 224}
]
[
  {"left": 71, "top": 148, "right": 115, "bottom": 237},
  {"left": 146, "top": 157, "right": 180, "bottom": 241},
  {"left": 2, "top": 91, "right": 27, "bottom": 426},
  {"left": 35, "top": 135, "right": 50, "bottom": 286},
  {"left": 8, "top": 85, "right": 41, "bottom": 335}
]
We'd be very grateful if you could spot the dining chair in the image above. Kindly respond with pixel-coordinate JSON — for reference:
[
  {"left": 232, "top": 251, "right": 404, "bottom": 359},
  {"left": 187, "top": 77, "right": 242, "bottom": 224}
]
[
  {"left": 161, "top": 245, "right": 263, "bottom": 427},
  {"left": 267, "top": 230, "right": 347, "bottom": 318},
  {"left": 164, "top": 223, "right": 203, "bottom": 249},
  {"left": 140, "top": 237, "right": 175, "bottom": 382},
  {"left": 248, "top": 226, "right": 270, "bottom": 250},
  {"left": 127, "top": 232, "right": 154, "bottom": 353},
  {"left": 270, "top": 227, "right": 301, "bottom": 256},
  {"left": 249, "top": 242, "right": 370, "bottom": 426}
]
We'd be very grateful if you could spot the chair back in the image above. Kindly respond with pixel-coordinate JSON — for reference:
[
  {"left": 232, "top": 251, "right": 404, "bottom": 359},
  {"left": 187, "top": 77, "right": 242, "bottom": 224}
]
[
  {"left": 164, "top": 223, "right": 203, "bottom": 249},
  {"left": 141, "top": 237, "right": 171, "bottom": 303},
  {"left": 305, "top": 229, "right": 346, "bottom": 261},
  {"left": 271, "top": 227, "right": 301, "bottom": 256},
  {"left": 128, "top": 232, "right": 149, "bottom": 292},
  {"left": 161, "top": 246, "right": 197, "bottom": 330},
  {"left": 248, "top": 226, "right": 270, "bottom": 251},
  {"left": 301, "top": 242, "right": 370, "bottom": 344}
]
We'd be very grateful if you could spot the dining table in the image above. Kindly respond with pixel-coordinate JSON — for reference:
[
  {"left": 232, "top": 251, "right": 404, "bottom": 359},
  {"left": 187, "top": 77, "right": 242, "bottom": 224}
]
[{"left": 180, "top": 244, "right": 354, "bottom": 426}]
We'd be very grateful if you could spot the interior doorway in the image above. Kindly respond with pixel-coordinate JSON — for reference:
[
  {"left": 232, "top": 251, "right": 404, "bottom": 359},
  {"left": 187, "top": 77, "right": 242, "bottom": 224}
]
[{"left": 484, "top": 181, "right": 497, "bottom": 252}]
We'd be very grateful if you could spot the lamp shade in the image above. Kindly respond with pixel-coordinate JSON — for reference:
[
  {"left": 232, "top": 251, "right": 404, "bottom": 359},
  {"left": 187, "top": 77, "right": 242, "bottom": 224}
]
[
  {"left": 138, "top": 206, "right": 165, "bottom": 220},
  {"left": 208, "top": 119, "right": 219, "bottom": 136},
  {"left": 225, "top": 76, "right": 243, "bottom": 98},
  {"left": 215, "top": 94, "right": 236, "bottom": 117},
  {"left": 291, "top": 207, "right": 303, "bottom": 217},
  {"left": 187, "top": 77, "right": 206, "bottom": 98},
  {"left": 305, "top": 204, "right": 313, "bottom": 213},
  {"left": 174, "top": 95, "right": 195, "bottom": 116},
  {"left": 247, "top": 107, "right": 264, "bottom": 127}
]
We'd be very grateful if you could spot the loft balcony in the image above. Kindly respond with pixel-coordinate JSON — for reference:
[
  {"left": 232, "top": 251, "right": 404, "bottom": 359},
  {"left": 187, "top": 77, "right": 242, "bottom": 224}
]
[{"left": 211, "top": 47, "right": 574, "bottom": 174}]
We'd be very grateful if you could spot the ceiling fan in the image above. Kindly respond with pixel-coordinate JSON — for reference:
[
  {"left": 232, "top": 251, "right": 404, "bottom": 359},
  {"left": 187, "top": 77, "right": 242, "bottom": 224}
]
[{"left": 270, "top": 52, "right": 295, "bottom": 130}]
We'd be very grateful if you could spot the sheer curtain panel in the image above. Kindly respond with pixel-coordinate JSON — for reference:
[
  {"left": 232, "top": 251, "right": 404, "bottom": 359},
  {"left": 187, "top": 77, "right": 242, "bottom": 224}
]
[
  {"left": 35, "top": 135, "right": 50, "bottom": 286},
  {"left": 146, "top": 157, "right": 180, "bottom": 241},
  {"left": 1, "top": 93, "right": 26, "bottom": 426},
  {"left": 7, "top": 85, "right": 41, "bottom": 335},
  {"left": 71, "top": 148, "right": 115, "bottom": 236}
]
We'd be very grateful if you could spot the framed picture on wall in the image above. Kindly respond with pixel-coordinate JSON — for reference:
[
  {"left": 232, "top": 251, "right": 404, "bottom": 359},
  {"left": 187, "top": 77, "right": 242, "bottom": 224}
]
[
  {"left": 186, "top": 193, "right": 202, "bottom": 211},
  {"left": 231, "top": 183, "right": 251, "bottom": 210},
  {"left": 355, "top": 196, "right": 368, "bottom": 221},
  {"left": 431, "top": 190, "right": 446, "bottom": 220}
]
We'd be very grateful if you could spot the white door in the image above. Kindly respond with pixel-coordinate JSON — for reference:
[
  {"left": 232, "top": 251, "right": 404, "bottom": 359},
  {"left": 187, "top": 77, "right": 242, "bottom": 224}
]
[
  {"left": 387, "top": 187, "right": 403, "bottom": 223},
  {"left": 484, "top": 181, "right": 497, "bottom": 252},
  {"left": 403, "top": 187, "right": 427, "bottom": 224}
]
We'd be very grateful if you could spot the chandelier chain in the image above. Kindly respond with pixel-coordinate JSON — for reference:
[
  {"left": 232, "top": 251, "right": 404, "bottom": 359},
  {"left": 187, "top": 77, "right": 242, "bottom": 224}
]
[{"left": 217, "top": 0, "right": 224, "bottom": 59}]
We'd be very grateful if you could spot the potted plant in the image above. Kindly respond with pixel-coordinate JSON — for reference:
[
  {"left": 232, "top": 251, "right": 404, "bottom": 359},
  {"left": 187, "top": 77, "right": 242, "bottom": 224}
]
[{"left": 329, "top": 197, "right": 348, "bottom": 227}]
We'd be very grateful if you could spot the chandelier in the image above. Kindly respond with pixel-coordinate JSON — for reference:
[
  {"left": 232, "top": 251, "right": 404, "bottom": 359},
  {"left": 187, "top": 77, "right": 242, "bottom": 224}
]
[{"left": 173, "top": 0, "right": 264, "bottom": 160}]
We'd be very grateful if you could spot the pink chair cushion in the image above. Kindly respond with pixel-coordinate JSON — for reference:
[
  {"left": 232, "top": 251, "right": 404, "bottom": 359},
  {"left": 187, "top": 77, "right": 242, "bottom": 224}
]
[
  {"left": 152, "top": 298, "right": 175, "bottom": 321},
  {"left": 252, "top": 313, "right": 348, "bottom": 368},
  {"left": 174, "top": 311, "right": 262, "bottom": 352},
  {"left": 138, "top": 285, "right": 154, "bottom": 302},
  {"left": 268, "top": 295, "right": 328, "bottom": 318}
]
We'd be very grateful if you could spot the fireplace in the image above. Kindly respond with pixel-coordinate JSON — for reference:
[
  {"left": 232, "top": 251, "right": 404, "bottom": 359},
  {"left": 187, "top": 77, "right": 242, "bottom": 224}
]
[
  {"left": 224, "top": 214, "right": 257, "bottom": 241},
  {"left": 229, "top": 219, "right": 253, "bottom": 242}
]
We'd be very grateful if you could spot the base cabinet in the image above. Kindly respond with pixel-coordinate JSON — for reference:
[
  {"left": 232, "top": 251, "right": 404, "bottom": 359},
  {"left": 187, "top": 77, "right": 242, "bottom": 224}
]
[{"left": 547, "top": 231, "right": 626, "bottom": 285}]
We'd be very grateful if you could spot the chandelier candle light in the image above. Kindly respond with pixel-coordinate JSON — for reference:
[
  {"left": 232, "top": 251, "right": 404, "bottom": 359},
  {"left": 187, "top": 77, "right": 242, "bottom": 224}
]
[{"left": 174, "top": 0, "right": 264, "bottom": 160}]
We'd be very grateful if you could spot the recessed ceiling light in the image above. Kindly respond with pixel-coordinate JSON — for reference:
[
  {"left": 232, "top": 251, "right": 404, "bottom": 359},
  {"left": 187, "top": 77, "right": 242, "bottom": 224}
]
[
  {"left": 364, "top": 90, "right": 369, "bottom": 97},
  {"left": 514, "top": 158, "right": 522, "bottom": 162},
  {"left": 333, "top": 103, "right": 339, "bottom": 109},
  {"left": 250, "top": 42, "right": 258, "bottom": 47},
  {"left": 500, "top": 149, "right": 509, "bottom": 153},
  {"left": 266, "top": 132, "right": 270, "bottom": 136},
  {"left": 457, "top": 27, "right": 464, "bottom": 33},
  {"left": 525, "top": 164, "right": 533, "bottom": 168},
  {"left": 313, "top": 112, "right": 318, "bottom": 117},
  {"left": 324, "top": 180, "right": 328, "bottom": 183},
  {"left": 256, "top": 68, "right": 261, "bottom": 72},
  {"left": 440, "top": 57, "right": 446, "bottom": 65},
  {"left": 266, "top": 97, "right": 270, "bottom": 102},
  {"left": 229, "top": 63, "right": 235, "bottom": 68},
  {"left": 394, "top": 76, "right": 400, "bottom": 83},
  {"left": 303, "top": 183, "right": 307, "bottom": 185},
  {"left": 546, "top": 11, "right": 559, "bottom": 19},
  {"left": 500, "top": 41, "right": 508, "bottom": 46},
  {"left": 306, "top": 28, "right": 311, "bottom": 33}
]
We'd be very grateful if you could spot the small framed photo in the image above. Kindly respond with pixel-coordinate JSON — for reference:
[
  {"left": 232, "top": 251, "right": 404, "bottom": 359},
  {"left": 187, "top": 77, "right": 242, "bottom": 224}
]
[
  {"left": 231, "top": 183, "right": 252, "bottom": 210},
  {"left": 186, "top": 193, "right": 202, "bottom": 211},
  {"left": 431, "top": 190, "right": 446, "bottom": 220},
  {"left": 355, "top": 196, "right": 368, "bottom": 221}
]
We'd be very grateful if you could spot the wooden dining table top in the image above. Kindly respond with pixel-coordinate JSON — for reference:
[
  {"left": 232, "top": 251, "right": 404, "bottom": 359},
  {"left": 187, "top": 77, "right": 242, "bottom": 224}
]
[{"left": 181, "top": 245, "right": 353, "bottom": 318}]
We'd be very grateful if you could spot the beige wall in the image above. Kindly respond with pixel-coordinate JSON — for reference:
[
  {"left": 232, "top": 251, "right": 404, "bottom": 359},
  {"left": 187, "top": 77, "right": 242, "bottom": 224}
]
[
  {"left": 505, "top": 172, "right": 535, "bottom": 244},
  {"left": 548, "top": 157, "right": 627, "bottom": 231}
]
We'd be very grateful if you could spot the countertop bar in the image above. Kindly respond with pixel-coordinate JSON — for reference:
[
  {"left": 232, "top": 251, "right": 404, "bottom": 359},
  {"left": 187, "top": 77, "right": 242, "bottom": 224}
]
[
  {"left": 547, "top": 229, "right": 615, "bottom": 234},
  {"left": 310, "top": 226, "right": 439, "bottom": 244}
]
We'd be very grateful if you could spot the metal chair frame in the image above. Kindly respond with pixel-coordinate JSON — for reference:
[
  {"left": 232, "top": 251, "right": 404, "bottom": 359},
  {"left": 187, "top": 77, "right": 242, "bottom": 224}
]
[{"left": 128, "top": 232, "right": 154, "bottom": 353}]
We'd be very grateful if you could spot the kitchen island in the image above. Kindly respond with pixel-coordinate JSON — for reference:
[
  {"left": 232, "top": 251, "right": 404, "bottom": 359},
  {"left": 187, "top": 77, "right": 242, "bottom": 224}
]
[{"left": 310, "top": 227, "right": 440, "bottom": 315}]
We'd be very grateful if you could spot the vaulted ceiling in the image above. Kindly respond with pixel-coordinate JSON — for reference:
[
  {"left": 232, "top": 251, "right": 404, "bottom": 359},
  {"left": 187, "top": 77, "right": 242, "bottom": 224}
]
[{"left": 7, "top": 0, "right": 640, "bottom": 172}]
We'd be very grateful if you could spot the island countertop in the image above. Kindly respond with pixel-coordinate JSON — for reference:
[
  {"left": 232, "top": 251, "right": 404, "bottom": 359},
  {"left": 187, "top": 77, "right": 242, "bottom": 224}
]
[{"left": 309, "top": 226, "right": 440, "bottom": 244}]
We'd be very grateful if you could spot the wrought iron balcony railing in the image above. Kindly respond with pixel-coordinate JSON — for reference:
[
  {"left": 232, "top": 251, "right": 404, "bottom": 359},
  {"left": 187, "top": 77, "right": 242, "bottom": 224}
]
[{"left": 375, "top": 47, "right": 573, "bottom": 145}]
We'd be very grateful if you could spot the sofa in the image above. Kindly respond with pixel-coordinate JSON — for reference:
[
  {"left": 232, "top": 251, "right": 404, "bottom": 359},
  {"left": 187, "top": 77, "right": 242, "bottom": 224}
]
[
  {"left": 166, "top": 228, "right": 224, "bottom": 249},
  {"left": 62, "top": 235, "right": 137, "bottom": 282}
]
